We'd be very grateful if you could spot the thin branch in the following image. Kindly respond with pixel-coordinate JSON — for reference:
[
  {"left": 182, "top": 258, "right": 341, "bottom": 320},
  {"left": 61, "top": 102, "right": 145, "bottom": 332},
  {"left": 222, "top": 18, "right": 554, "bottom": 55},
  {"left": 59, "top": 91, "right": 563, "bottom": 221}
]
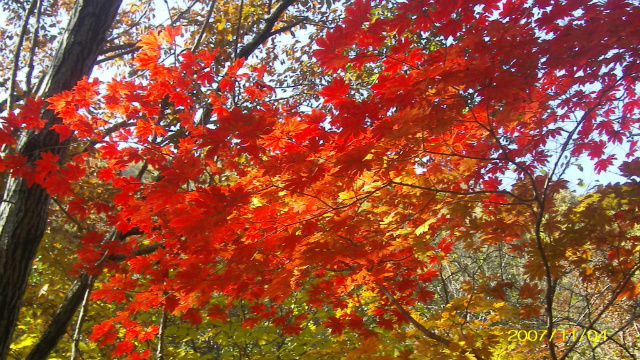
[
  {"left": 590, "top": 309, "right": 640, "bottom": 359},
  {"left": 544, "top": 75, "right": 628, "bottom": 198},
  {"left": 162, "top": 0, "right": 174, "bottom": 23},
  {"left": 98, "top": 42, "right": 138, "bottom": 56},
  {"left": 96, "top": 46, "right": 141, "bottom": 64},
  {"left": 96, "top": 0, "right": 227, "bottom": 65},
  {"left": 191, "top": 0, "right": 218, "bottom": 52},
  {"left": 539, "top": 74, "right": 630, "bottom": 360},
  {"left": 389, "top": 180, "right": 535, "bottom": 204},
  {"left": 266, "top": 16, "right": 307, "bottom": 38},
  {"left": 196, "top": 0, "right": 300, "bottom": 126},
  {"left": 67, "top": 120, "right": 137, "bottom": 157},
  {"left": 535, "top": 231, "right": 558, "bottom": 359},
  {"left": 7, "top": 0, "right": 38, "bottom": 111},
  {"left": 25, "top": 275, "right": 91, "bottom": 360},
  {"left": 69, "top": 275, "right": 96, "bottom": 360},
  {"left": 469, "top": 107, "right": 541, "bottom": 204},
  {"left": 417, "top": 148, "right": 507, "bottom": 162},
  {"left": 169, "top": 0, "right": 199, "bottom": 26},
  {"left": 378, "top": 283, "right": 449, "bottom": 345},
  {"left": 107, "top": 243, "right": 163, "bottom": 262},
  {"left": 52, "top": 197, "right": 89, "bottom": 232},
  {"left": 25, "top": 0, "right": 44, "bottom": 94},
  {"left": 156, "top": 310, "right": 168, "bottom": 360},
  {"left": 233, "top": 0, "right": 245, "bottom": 59},
  {"left": 559, "top": 263, "right": 640, "bottom": 360},
  {"left": 376, "top": 282, "right": 492, "bottom": 359},
  {"left": 235, "top": 0, "right": 298, "bottom": 60}
]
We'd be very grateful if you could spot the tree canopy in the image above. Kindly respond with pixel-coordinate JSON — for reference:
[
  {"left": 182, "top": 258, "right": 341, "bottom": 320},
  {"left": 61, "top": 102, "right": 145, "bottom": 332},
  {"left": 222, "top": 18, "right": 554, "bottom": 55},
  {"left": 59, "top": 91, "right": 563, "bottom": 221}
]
[{"left": 1, "top": 0, "right": 640, "bottom": 359}]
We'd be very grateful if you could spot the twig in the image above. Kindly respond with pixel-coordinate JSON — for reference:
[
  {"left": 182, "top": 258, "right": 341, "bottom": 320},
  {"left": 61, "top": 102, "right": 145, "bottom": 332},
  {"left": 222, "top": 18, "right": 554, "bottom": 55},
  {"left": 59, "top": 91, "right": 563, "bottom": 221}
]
[
  {"left": 377, "top": 283, "right": 486, "bottom": 359},
  {"left": 233, "top": 0, "right": 246, "bottom": 60},
  {"left": 7, "top": 0, "right": 37, "bottom": 111},
  {"left": 69, "top": 275, "right": 96, "bottom": 360},
  {"left": 98, "top": 42, "right": 138, "bottom": 56},
  {"left": 25, "top": 0, "right": 44, "bottom": 94},
  {"left": 96, "top": 46, "right": 141, "bottom": 64},
  {"left": 169, "top": 0, "right": 199, "bottom": 26},
  {"left": 389, "top": 180, "right": 535, "bottom": 204},
  {"left": 538, "top": 74, "right": 629, "bottom": 360},
  {"left": 156, "top": 310, "right": 168, "bottom": 360},
  {"left": 107, "top": 243, "right": 163, "bottom": 262},
  {"left": 266, "top": 16, "right": 307, "bottom": 38},
  {"left": 52, "top": 197, "right": 89, "bottom": 232},
  {"left": 235, "top": 0, "right": 298, "bottom": 60},
  {"left": 191, "top": 0, "right": 218, "bottom": 52},
  {"left": 559, "top": 263, "right": 640, "bottom": 360}
]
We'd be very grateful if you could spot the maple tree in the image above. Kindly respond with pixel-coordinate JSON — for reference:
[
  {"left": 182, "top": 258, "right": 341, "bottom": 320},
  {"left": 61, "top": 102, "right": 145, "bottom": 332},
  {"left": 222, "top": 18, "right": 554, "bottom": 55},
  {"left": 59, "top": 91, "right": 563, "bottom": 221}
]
[
  {"left": 2, "top": 0, "right": 640, "bottom": 359},
  {"left": 0, "top": 0, "right": 334, "bottom": 358}
]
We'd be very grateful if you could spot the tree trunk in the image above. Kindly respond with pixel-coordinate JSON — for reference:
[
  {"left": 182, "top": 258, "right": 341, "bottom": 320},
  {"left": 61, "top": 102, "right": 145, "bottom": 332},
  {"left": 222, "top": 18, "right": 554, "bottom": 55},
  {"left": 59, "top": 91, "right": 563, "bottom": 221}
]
[{"left": 0, "top": 0, "right": 122, "bottom": 358}]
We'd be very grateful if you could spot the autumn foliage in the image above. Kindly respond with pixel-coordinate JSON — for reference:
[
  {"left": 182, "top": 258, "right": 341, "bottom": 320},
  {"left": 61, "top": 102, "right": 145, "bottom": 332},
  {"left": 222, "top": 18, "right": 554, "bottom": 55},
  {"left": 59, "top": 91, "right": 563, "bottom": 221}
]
[{"left": 3, "top": 0, "right": 640, "bottom": 359}]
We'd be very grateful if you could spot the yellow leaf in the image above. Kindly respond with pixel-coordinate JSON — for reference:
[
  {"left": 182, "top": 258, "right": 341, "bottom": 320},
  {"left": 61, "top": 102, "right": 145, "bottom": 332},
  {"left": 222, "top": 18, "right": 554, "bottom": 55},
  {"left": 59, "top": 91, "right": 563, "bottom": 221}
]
[
  {"left": 343, "top": 337, "right": 381, "bottom": 360},
  {"left": 415, "top": 218, "right": 436, "bottom": 235},
  {"left": 339, "top": 191, "right": 356, "bottom": 200}
]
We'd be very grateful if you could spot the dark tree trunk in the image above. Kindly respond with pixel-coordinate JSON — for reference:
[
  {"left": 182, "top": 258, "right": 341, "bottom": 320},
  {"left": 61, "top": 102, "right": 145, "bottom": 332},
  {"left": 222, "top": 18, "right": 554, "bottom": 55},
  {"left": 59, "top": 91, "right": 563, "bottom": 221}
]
[{"left": 0, "top": 0, "right": 122, "bottom": 358}]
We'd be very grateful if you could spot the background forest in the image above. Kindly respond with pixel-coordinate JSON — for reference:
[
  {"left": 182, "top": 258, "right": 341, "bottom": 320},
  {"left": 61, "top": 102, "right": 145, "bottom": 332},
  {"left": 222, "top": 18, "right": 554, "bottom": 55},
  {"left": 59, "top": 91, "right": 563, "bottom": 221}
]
[{"left": 1, "top": 0, "right": 640, "bottom": 359}]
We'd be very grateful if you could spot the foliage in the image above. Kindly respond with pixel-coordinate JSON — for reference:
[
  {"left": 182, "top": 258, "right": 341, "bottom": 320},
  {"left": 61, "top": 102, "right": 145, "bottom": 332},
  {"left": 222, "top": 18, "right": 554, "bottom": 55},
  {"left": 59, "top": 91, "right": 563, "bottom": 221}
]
[{"left": 2, "top": 0, "right": 640, "bottom": 359}]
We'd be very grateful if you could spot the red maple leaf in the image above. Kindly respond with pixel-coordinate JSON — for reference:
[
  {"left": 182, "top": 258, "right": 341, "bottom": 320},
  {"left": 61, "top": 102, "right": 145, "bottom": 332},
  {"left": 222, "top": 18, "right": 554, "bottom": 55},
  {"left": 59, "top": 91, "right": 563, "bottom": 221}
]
[
  {"left": 112, "top": 340, "right": 134, "bottom": 357},
  {"left": 319, "top": 77, "right": 350, "bottom": 105}
]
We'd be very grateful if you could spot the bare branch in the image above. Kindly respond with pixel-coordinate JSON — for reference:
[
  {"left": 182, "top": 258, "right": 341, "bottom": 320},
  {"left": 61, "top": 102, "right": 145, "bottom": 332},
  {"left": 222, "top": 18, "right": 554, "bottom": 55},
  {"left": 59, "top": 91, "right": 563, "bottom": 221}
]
[
  {"left": 52, "top": 197, "right": 89, "bottom": 232},
  {"left": 25, "top": 0, "right": 44, "bottom": 94},
  {"left": 107, "top": 243, "right": 163, "bottom": 262},
  {"left": 7, "top": 0, "right": 38, "bottom": 111},
  {"left": 389, "top": 180, "right": 535, "bottom": 204},
  {"left": 69, "top": 275, "right": 96, "bottom": 360},
  {"left": 191, "top": 0, "right": 218, "bottom": 52},
  {"left": 98, "top": 42, "right": 138, "bottom": 56},
  {"left": 236, "top": 0, "right": 298, "bottom": 60},
  {"left": 266, "top": 16, "right": 308, "bottom": 38},
  {"left": 25, "top": 275, "right": 91, "bottom": 360},
  {"left": 156, "top": 310, "right": 168, "bottom": 360},
  {"left": 559, "top": 263, "right": 640, "bottom": 360},
  {"left": 96, "top": 46, "right": 141, "bottom": 64},
  {"left": 169, "top": 0, "right": 200, "bottom": 26},
  {"left": 233, "top": 0, "right": 245, "bottom": 59},
  {"left": 378, "top": 282, "right": 486, "bottom": 359},
  {"left": 379, "top": 284, "right": 450, "bottom": 340}
]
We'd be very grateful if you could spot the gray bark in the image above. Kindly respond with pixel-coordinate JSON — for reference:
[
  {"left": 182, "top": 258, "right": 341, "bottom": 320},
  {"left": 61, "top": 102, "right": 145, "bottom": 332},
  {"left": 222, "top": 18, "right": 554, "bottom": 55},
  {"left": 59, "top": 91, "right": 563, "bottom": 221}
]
[{"left": 0, "top": 0, "right": 122, "bottom": 358}]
